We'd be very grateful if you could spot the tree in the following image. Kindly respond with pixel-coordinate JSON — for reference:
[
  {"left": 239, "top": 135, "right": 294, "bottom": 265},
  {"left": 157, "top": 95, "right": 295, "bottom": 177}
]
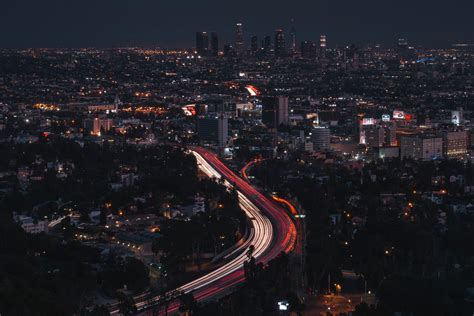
[
  {"left": 117, "top": 293, "right": 137, "bottom": 316},
  {"left": 353, "top": 302, "right": 372, "bottom": 316},
  {"left": 151, "top": 237, "right": 161, "bottom": 256},
  {"left": 178, "top": 292, "right": 199, "bottom": 315},
  {"left": 124, "top": 257, "right": 150, "bottom": 293},
  {"left": 286, "top": 291, "right": 304, "bottom": 315},
  {"left": 99, "top": 210, "right": 107, "bottom": 226},
  {"left": 246, "top": 245, "right": 255, "bottom": 260}
]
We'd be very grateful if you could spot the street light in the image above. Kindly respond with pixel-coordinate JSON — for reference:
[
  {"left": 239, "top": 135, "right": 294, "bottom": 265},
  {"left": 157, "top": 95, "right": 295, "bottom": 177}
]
[{"left": 335, "top": 283, "right": 342, "bottom": 295}]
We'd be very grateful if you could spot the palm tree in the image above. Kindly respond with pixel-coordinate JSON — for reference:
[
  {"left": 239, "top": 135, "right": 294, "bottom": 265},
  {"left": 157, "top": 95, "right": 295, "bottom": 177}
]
[{"left": 246, "top": 245, "right": 255, "bottom": 260}]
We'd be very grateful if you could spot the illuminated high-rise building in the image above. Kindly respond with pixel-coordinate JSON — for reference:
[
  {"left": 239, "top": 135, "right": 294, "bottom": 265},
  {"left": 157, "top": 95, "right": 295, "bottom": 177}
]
[
  {"left": 235, "top": 23, "right": 244, "bottom": 55},
  {"left": 442, "top": 130, "right": 468, "bottom": 157},
  {"left": 319, "top": 35, "right": 327, "bottom": 58},
  {"left": 290, "top": 19, "right": 297, "bottom": 54},
  {"left": 398, "top": 38, "right": 408, "bottom": 49},
  {"left": 251, "top": 36, "right": 258, "bottom": 55},
  {"left": 383, "top": 122, "right": 398, "bottom": 147},
  {"left": 211, "top": 32, "right": 219, "bottom": 57},
  {"left": 364, "top": 125, "right": 385, "bottom": 148},
  {"left": 301, "top": 41, "right": 317, "bottom": 58},
  {"left": 223, "top": 45, "right": 235, "bottom": 58},
  {"left": 310, "top": 127, "right": 331, "bottom": 151},
  {"left": 274, "top": 29, "right": 285, "bottom": 57},
  {"left": 197, "top": 115, "right": 228, "bottom": 147},
  {"left": 196, "top": 32, "right": 209, "bottom": 56},
  {"left": 320, "top": 35, "right": 327, "bottom": 48},
  {"left": 263, "top": 35, "right": 272, "bottom": 54},
  {"left": 396, "top": 38, "right": 415, "bottom": 61},
  {"left": 344, "top": 44, "right": 358, "bottom": 62},
  {"left": 400, "top": 136, "right": 442, "bottom": 160}
]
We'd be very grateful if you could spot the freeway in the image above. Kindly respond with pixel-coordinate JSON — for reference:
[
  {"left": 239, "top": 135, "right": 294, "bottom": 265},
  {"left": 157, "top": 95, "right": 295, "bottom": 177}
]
[
  {"left": 191, "top": 147, "right": 297, "bottom": 261},
  {"left": 112, "top": 147, "right": 296, "bottom": 315},
  {"left": 241, "top": 158, "right": 260, "bottom": 182},
  {"left": 242, "top": 158, "right": 304, "bottom": 257}
]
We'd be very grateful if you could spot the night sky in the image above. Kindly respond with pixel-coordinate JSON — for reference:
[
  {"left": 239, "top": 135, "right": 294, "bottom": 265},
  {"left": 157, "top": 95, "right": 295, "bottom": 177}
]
[{"left": 1, "top": 0, "right": 473, "bottom": 48}]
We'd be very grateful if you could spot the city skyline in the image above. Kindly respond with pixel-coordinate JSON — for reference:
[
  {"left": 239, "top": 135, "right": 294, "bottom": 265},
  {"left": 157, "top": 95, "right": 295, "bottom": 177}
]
[
  {"left": 1, "top": 1, "right": 473, "bottom": 315},
  {"left": 1, "top": 0, "right": 473, "bottom": 48}
]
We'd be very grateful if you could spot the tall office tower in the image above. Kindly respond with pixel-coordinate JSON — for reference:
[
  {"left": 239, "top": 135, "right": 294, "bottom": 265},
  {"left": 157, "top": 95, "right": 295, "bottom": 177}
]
[
  {"left": 196, "top": 32, "right": 209, "bottom": 56},
  {"left": 300, "top": 41, "right": 317, "bottom": 58},
  {"left": 235, "top": 23, "right": 244, "bottom": 55},
  {"left": 442, "top": 130, "right": 468, "bottom": 157},
  {"left": 223, "top": 45, "right": 235, "bottom": 58},
  {"left": 383, "top": 122, "right": 398, "bottom": 146},
  {"left": 197, "top": 116, "right": 228, "bottom": 147},
  {"left": 251, "top": 36, "right": 258, "bottom": 55},
  {"left": 263, "top": 35, "right": 272, "bottom": 54},
  {"left": 311, "top": 127, "right": 331, "bottom": 151},
  {"left": 397, "top": 38, "right": 408, "bottom": 49},
  {"left": 400, "top": 136, "right": 443, "bottom": 160},
  {"left": 262, "top": 96, "right": 289, "bottom": 128},
  {"left": 396, "top": 38, "right": 413, "bottom": 60},
  {"left": 211, "top": 32, "right": 219, "bottom": 57},
  {"left": 290, "top": 19, "right": 297, "bottom": 54},
  {"left": 319, "top": 34, "right": 327, "bottom": 58},
  {"left": 344, "top": 44, "right": 358, "bottom": 62},
  {"left": 274, "top": 29, "right": 286, "bottom": 57},
  {"left": 364, "top": 125, "right": 385, "bottom": 148}
]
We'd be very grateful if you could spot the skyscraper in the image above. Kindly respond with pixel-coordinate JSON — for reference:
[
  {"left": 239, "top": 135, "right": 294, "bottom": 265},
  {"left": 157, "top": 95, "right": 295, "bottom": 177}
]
[
  {"left": 263, "top": 35, "right": 272, "bottom": 54},
  {"left": 274, "top": 29, "right": 285, "bottom": 57},
  {"left": 196, "top": 32, "right": 209, "bottom": 56},
  {"left": 364, "top": 125, "right": 385, "bottom": 148},
  {"left": 311, "top": 127, "right": 331, "bottom": 151},
  {"left": 251, "top": 36, "right": 258, "bottom": 55},
  {"left": 301, "top": 41, "right": 317, "bottom": 58},
  {"left": 396, "top": 38, "right": 414, "bottom": 61},
  {"left": 197, "top": 115, "right": 228, "bottom": 147},
  {"left": 398, "top": 38, "right": 408, "bottom": 49},
  {"left": 319, "top": 35, "right": 327, "bottom": 58},
  {"left": 290, "top": 19, "right": 297, "bottom": 54},
  {"left": 223, "top": 45, "right": 235, "bottom": 58},
  {"left": 442, "top": 130, "right": 468, "bottom": 157},
  {"left": 344, "top": 44, "right": 358, "bottom": 62},
  {"left": 211, "top": 32, "right": 219, "bottom": 57},
  {"left": 262, "top": 96, "right": 289, "bottom": 128},
  {"left": 400, "top": 136, "right": 442, "bottom": 160},
  {"left": 235, "top": 23, "right": 244, "bottom": 56},
  {"left": 319, "top": 35, "right": 327, "bottom": 48}
]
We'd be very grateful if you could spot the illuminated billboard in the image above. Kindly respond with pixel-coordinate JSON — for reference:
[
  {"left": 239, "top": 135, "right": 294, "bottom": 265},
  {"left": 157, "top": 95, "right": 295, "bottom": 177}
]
[
  {"left": 382, "top": 114, "right": 391, "bottom": 122},
  {"left": 245, "top": 85, "right": 260, "bottom": 97},
  {"left": 451, "top": 110, "right": 461, "bottom": 125},
  {"left": 362, "top": 118, "right": 375, "bottom": 125},
  {"left": 182, "top": 104, "right": 196, "bottom": 116},
  {"left": 393, "top": 110, "right": 406, "bottom": 120}
]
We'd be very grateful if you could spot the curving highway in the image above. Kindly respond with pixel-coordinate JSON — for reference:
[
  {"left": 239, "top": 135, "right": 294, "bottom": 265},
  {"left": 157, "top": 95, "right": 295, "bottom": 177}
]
[{"left": 112, "top": 147, "right": 296, "bottom": 315}]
